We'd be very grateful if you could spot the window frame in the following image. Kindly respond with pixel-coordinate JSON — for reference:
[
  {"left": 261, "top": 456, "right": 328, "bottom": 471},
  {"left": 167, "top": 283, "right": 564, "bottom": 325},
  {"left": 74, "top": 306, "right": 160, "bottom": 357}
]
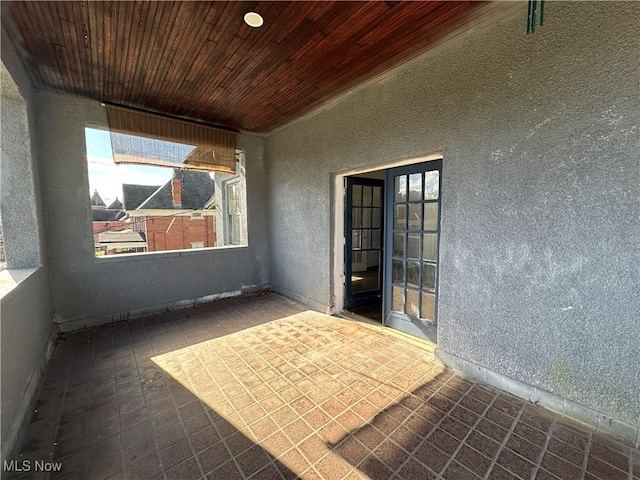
[
  {"left": 225, "top": 179, "right": 243, "bottom": 246},
  {"left": 84, "top": 125, "right": 248, "bottom": 259}
]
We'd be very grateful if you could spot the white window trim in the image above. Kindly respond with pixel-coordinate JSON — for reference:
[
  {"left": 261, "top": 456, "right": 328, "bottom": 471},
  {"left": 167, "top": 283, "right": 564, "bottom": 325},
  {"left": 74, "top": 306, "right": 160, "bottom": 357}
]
[{"left": 224, "top": 178, "right": 242, "bottom": 246}]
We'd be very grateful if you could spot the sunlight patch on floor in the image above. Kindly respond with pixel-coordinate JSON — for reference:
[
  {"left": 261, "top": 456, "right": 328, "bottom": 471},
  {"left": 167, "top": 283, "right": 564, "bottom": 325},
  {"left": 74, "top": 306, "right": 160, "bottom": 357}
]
[{"left": 151, "top": 310, "right": 442, "bottom": 478}]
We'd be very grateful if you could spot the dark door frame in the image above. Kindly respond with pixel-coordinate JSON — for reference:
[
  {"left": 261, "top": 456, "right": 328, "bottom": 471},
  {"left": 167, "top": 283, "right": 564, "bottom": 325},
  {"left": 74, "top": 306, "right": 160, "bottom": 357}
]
[
  {"left": 383, "top": 159, "right": 442, "bottom": 343},
  {"left": 332, "top": 153, "right": 443, "bottom": 319},
  {"left": 344, "top": 176, "right": 385, "bottom": 309}
]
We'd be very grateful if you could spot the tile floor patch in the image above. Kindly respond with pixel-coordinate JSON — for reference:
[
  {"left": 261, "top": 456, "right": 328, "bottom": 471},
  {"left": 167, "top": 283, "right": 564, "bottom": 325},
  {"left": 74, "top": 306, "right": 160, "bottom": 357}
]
[{"left": 6, "top": 294, "right": 639, "bottom": 480}]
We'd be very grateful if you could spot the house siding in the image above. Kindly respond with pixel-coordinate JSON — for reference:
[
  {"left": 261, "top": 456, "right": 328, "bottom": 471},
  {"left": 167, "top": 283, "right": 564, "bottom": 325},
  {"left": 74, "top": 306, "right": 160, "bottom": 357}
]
[
  {"left": 143, "top": 214, "right": 216, "bottom": 251},
  {"left": 267, "top": 2, "right": 639, "bottom": 430}
]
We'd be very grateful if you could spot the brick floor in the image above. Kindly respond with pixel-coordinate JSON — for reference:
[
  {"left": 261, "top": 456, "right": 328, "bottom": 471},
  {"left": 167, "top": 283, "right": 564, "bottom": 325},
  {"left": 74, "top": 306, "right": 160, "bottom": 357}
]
[{"left": 7, "top": 294, "right": 639, "bottom": 480}]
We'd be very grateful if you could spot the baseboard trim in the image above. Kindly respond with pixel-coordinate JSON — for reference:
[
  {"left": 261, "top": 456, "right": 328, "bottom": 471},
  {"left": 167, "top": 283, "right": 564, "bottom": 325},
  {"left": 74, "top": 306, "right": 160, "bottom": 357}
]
[
  {"left": 56, "top": 283, "right": 270, "bottom": 333},
  {"left": 436, "top": 349, "right": 640, "bottom": 448},
  {"left": 270, "top": 287, "right": 331, "bottom": 315}
]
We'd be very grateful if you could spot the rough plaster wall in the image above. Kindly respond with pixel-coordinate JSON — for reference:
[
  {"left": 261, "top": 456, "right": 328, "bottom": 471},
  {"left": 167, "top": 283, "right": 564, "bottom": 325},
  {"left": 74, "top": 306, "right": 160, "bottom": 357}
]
[
  {"left": 1, "top": 269, "right": 54, "bottom": 448},
  {"left": 267, "top": 2, "right": 640, "bottom": 425},
  {"left": 34, "top": 93, "right": 269, "bottom": 325},
  {"left": 0, "top": 64, "right": 40, "bottom": 268},
  {"left": 267, "top": 147, "right": 331, "bottom": 307},
  {"left": 0, "top": 29, "right": 55, "bottom": 458}
]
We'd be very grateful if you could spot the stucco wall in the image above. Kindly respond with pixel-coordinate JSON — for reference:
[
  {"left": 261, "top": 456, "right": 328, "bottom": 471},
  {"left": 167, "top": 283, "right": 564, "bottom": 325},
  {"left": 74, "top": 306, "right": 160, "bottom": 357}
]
[
  {"left": 1, "top": 269, "right": 55, "bottom": 458},
  {"left": 267, "top": 2, "right": 639, "bottom": 426},
  {"left": 1, "top": 61, "right": 40, "bottom": 269},
  {"left": 34, "top": 92, "right": 269, "bottom": 329},
  {"left": 1, "top": 29, "right": 55, "bottom": 460}
]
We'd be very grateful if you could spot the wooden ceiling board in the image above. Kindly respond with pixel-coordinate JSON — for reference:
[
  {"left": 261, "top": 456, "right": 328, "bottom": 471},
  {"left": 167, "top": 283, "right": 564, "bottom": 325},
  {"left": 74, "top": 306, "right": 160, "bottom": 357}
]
[
  {"left": 2, "top": 0, "right": 496, "bottom": 133},
  {"left": 178, "top": 3, "right": 253, "bottom": 114}
]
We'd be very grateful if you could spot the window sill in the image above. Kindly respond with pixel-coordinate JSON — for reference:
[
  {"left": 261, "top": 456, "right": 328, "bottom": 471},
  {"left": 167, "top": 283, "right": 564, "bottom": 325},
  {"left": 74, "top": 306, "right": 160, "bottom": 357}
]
[
  {"left": 93, "top": 244, "right": 248, "bottom": 264},
  {"left": 0, "top": 267, "right": 40, "bottom": 299}
]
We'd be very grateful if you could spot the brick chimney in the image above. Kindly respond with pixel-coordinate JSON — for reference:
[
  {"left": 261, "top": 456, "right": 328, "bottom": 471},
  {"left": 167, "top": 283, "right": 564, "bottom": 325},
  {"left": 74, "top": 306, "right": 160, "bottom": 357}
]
[{"left": 172, "top": 178, "right": 182, "bottom": 207}]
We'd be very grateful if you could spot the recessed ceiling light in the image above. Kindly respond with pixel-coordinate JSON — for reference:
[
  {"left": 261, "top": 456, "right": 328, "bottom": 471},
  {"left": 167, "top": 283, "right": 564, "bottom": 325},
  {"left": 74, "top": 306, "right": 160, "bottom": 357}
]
[{"left": 244, "top": 12, "right": 263, "bottom": 28}]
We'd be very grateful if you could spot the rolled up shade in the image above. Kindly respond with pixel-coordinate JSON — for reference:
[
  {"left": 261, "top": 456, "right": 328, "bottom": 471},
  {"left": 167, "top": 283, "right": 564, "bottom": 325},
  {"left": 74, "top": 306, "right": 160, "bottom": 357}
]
[{"left": 105, "top": 104, "right": 237, "bottom": 174}]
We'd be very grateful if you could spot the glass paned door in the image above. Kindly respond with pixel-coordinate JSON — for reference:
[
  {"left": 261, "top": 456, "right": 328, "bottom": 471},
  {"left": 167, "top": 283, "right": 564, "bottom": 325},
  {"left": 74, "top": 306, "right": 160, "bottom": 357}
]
[
  {"left": 384, "top": 160, "right": 442, "bottom": 342},
  {"left": 345, "top": 177, "right": 384, "bottom": 309}
]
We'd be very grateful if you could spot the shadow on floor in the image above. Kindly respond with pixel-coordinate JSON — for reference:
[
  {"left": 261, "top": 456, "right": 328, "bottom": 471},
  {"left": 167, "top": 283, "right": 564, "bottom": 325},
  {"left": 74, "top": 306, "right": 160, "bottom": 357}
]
[{"left": 6, "top": 294, "right": 639, "bottom": 480}]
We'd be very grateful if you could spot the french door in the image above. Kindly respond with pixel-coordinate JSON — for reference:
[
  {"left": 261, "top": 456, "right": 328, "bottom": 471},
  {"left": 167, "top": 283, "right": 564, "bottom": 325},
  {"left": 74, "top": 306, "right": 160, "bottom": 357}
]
[
  {"left": 383, "top": 160, "right": 442, "bottom": 343},
  {"left": 345, "top": 177, "right": 384, "bottom": 309}
]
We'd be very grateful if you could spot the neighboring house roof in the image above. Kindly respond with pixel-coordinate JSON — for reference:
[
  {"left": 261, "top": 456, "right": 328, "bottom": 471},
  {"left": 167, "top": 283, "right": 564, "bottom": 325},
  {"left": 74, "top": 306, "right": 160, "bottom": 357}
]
[
  {"left": 98, "top": 231, "right": 146, "bottom": 243},
  {"left": 91, "top": 189, "right": 106, "bottom": 207},
  {"left": 124, "top": 169, "right": 214, "bottom": 211},
  {"left": 106, "top": 197, "right": 123, "bottom": 210},
  {"left": 122, "top": 184, "right": 159, "bottom": 210},
  {"left": 92, "top": 209, "right": 126, "bottom": 222},
  {"left": 90, "top": 191, "right": 126, "bottom": 221}
]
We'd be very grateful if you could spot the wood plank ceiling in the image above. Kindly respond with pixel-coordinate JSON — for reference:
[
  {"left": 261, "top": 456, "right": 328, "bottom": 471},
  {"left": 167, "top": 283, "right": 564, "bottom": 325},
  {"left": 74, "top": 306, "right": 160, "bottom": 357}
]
[{"left": 3, "top": 1, "right": 492, "bottom": 133}]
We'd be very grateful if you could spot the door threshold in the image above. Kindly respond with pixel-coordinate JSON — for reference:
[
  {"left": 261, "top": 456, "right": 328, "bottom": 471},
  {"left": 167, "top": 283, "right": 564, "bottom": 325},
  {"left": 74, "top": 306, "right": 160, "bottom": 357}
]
[
  {"left": 339, "top": 309, "right": 382, "bottom": 327},
  {"left": 336, "top": 310, "right": 436, "bottom": 360}
]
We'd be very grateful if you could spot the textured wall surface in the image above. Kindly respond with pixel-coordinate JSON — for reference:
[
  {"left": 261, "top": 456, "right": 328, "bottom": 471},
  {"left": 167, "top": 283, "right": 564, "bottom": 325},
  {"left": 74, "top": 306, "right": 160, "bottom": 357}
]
[
  {"left": 0, "top": 64, "right": 41, "bottom": 269},
  {"left": 0, "top": 30, "right": 55, "bottom": 460},
  {"left": 34, "top": 93, "right": 270, "bottom": 327},
  {"left": 1, "top": 268, "right": 54, "bottom": 454},
  {"left": 267, "top": 2, "right": 639, "bottom": 425}
]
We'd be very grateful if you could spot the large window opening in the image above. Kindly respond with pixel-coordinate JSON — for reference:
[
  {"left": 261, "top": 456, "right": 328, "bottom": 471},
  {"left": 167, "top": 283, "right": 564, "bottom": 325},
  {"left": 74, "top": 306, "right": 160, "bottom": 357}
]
[{"left": 85, "top": 126, "right": 247, "bottom": 257}]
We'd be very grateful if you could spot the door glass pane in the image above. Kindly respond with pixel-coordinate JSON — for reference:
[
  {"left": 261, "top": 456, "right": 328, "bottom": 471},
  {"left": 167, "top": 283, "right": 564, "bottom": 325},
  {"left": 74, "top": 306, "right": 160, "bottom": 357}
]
[
  {"left": 407, "top": 262, "right": 420, "bottom": 288},
  {"left": 392, "top": 286, "right": 404, "bottom": 312},
  {"left": 352, "top": 264, "right": 374, "bottom": 294},
  {"left": 407, "top": 233, "right": 420, "bottom": 259},
  {"left": 353, "top": 184, "right": 362, "bottom": 206},
  {"left": 394, "top": 175, "right": 407, "bottom": 202},
  {"left": 371, "top": 230, "right": 380, "bottom": 249},
  {"left": 352, "top": 208, "right": 362, "bottom": 228},
  {"left": 363, "top": 208, "right": 371, "bottom": 228},
  {"left": 422, "top": 263, "right": 436, "bottom": 291},
  {"left": 371, "top": 250, "right": 381, "bottom": 268},
  {"left": 363, "top": 186, "right": 372, "bottom": 206},
  {"left": 392, "top": 260, "right": 404, "bottom": 284},
  {"left": 393, "top": 233, "right": 405, "bottom": 257},
  {"left": 352, "top": 230, "right": 361, "bottom": 250},
  {"left": 409, "top": 173, "right": 422, "bottom": 201},
  {"left": 406, "top": 289, "right": 419, "bottom": 317},
  {"left": 423, "top": 203, "right": 438, "bottom": 231},
  {"left": 372, "top": 208, "right": 381, "bottom": 228},
  {"left": 408, "top": 203, "right": 421, "bottom": 230},
  {"left": 354, "top": 252, "right": 380, "bottom": 293},
  {"left": 372, "top": 187, "right": 381, "bottom": 207},
  {"left": 423, "top": 233, "right": 438, "bottom": 261},
  {"left": 424, "top": 171, "right": 439, "bottom": 200},
  {"left": 384, "top": 163, "right": 441, "bottom": 336},
  {"left": 394, "top": 205, "right": 406, "bottom": 229},
  {"left": 352, "top": 275, "right": 367, "bottom": 293},
  {"left": 362, "top": 229, "right": 370, "bottom": 250},
  {"left": 421, "top": 292, "right": 436, "bottom": 322}
]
